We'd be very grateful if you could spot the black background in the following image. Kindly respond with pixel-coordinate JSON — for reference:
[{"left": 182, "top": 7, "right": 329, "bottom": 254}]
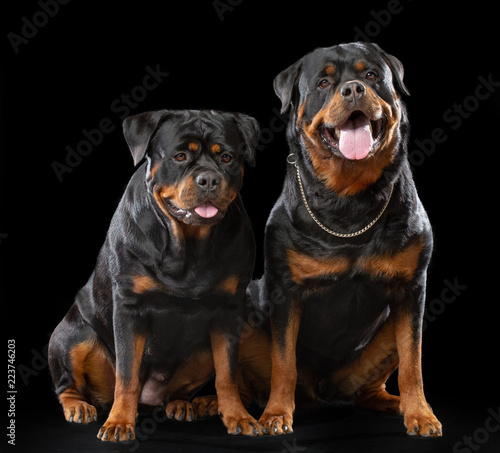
[{"left": 1, "top": 1, "right": 499, "bottom": 452}]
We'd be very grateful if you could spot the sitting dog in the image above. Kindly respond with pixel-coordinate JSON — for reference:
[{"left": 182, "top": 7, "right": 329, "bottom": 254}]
[
  {"left": 235, "top": 42, "right": 442, "bottom": 437},
  {"left": 48, "top": 109, "right": 265, "bottom": 441}
]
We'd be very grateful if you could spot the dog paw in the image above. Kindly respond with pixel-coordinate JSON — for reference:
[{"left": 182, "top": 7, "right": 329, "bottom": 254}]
[
  {"left": 97, "top": 419, "right": 135, "bottom": 442},
  {"left": 192, "top": 395, "right": 218, "bottom": 418},
  {"left": 259, "top": 413, "right": 293, "bottom": 435},
  {"left": 166, "top": 400, "right": 196, "bottom": 422},
  {"left": 224, "top": 414, "right": 265, "bottom": 436},
  {"left": 404, "top": 411, "right": 443, "bottom": 437},
  {"left": 62, "top": 400, "right": 97, "bottom": 424}
]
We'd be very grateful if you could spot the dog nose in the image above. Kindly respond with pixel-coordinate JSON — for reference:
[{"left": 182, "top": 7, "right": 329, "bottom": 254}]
[
  {"left": 195, "top": 170, "right": 221, "bottom": 191},
  {"left": 341, "top": 81, "right": 366, "bottom": 102}
]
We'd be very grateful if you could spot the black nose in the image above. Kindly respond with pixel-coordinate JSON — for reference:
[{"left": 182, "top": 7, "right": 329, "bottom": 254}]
[
  {"left": 195, "top": 170, "right": 221, "bottom": 191},
  {"left": 341, "top": 81, "right": 366, "bottom": 102}
]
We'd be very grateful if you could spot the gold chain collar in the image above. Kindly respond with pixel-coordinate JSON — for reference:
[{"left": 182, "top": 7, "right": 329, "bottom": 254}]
[{"left": 287, "top": 153, "right": 393, "bottom": 238}]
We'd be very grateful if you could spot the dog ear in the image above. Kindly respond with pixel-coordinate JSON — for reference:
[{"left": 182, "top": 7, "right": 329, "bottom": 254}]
[
  {"left": 370, "top": 43, "right": 410, "bottom": 97},
  {"left": 232, "top": 113, "right": 260, "bottom": 167},
  {"left": 273, "top": 58, "right": 303, "bottom": 114},
  {"left": 123, "top": 110, "right": 169, "bottom": 166}
]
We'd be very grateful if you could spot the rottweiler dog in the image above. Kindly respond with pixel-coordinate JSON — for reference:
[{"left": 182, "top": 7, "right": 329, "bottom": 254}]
[
  {"left": 234, "top": 42, "right": 443, "bottom": 437},
  {"left": 48, "top": 109, "right": 266, "bottom": 441}
]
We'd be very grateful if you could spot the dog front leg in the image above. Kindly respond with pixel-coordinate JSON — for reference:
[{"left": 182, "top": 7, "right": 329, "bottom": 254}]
[
  {"left": 97, "top": 308, "right": 146, "bottom": 442},
  {"left": 395, "top": 304, "right": 442, "bottom": 437},
  {"left": 210, "top": 325, "right": 265, "bottom": 436},
  {"left": 259, "top": 299, "right": 301, "bottom": 435}
]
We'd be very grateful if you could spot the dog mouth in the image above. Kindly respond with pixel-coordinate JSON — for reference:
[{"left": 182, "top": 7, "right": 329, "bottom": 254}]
[
  {"left": 165, "top": 199, "right": 224, "bottom": 225},
  {"left": 320, "top": 110, "right": 386, "bottom": 160}
]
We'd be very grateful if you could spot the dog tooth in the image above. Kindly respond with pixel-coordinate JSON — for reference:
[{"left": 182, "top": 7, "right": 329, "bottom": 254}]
[{"left": 335, "top": 127, "right": 340, "bottom": 138}]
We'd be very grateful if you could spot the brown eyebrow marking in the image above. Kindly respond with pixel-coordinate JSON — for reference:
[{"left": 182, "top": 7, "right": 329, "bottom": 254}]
[
  {"left": 325, "top": 64, "right": 336, "bottom": 76},
  {"left": 211, "top": 144, "right": 221, "bottom": 154},
  {"left": 355, "top": 61, "right": 367, "bottom": 72},
  {"left": 188, "top": 142, "right": 198, "bottom": 151}
]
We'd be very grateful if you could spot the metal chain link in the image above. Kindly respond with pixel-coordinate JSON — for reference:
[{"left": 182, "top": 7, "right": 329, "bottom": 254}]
[{"left": 289, "top": 154, "right": 393, "bottom": 238}]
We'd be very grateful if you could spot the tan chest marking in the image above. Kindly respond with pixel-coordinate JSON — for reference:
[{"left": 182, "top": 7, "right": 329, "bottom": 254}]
[{"left": 287, "top": 238, "right": 424, "bottom": 285}]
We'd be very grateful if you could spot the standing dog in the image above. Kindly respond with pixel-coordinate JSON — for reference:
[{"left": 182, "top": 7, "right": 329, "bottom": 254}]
[
  {"left": 48, "top": 109, "right": 265, "bottom": 441},
  {"left": 236, "top": 42, "right": 442, "bottom": 437}
]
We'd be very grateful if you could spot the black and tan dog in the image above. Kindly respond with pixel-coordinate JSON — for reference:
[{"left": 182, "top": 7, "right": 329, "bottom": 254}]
[
  {"left": 234, "top": 42, "right": 442, "bottom": 437},
  {"left": 48, "top": 109, "right": 266, "bottom": 441}
]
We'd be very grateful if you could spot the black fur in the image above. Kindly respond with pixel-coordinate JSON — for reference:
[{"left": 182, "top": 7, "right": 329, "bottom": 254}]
[
  {"left": 48, "top": 109, "right": 261, "bottom": 439},
  {"left": 245, "top": 43, "right": 441, "bottom": 437}
]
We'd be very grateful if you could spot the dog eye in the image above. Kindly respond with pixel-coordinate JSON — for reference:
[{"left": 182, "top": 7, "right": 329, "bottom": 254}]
[
  {"left": 221, "top": 154, "right": 232, "bottom": 163},
  {"left": 318, "top": 79, "right": 331, "bottom": 89},
  {"left": 365, "top": 71, "right": 377, "bottom": 81},
  {"left": 174, "top": 153, "right": 187, "bottom": 162}
]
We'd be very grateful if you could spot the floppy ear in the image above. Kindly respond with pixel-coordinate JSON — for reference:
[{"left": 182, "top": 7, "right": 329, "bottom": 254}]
[
  {"left": 123, "top": 110, "right": 169, "bottom": 166},
  {"left": 371, "top": 43, "right": 410, "bottom": 97},
  {"left": 232, "top": 113, "right": 260, "bottom": 167},
  {"left": 273, "top": 58, "right": 303, "bottom": 114}
]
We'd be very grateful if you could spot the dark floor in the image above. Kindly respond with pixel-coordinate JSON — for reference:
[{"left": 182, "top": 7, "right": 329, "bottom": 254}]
[{"left": 17, "top": 398, "right": 500, "bottom": 453}]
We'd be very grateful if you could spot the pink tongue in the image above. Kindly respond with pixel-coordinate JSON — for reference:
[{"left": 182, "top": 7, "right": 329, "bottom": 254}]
[
  {"left": 339, "top": 114, "right": 373, "bottom": 160},
  {"left": 194, "top": 202, "right": 219, "bottom": 218}
]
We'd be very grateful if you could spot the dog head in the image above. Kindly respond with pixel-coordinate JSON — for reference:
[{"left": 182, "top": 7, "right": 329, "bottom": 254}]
[
  {"left": 123, "top": 109, "right": 259, "bottom": 227},
  {"left": 275, "top": 42, "right": 409, "bottom": 195}
]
